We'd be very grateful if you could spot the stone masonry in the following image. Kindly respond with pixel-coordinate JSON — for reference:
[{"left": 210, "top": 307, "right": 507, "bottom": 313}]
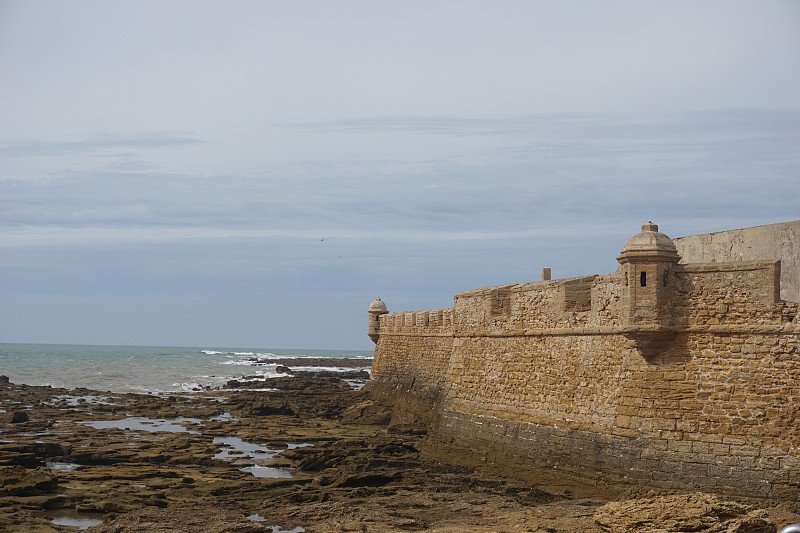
[
  {"left": 366, "top": 221, "right": 800, "bottom": 499},
  {"left": 675, "top": 220, "right": 800, "bottom": 302}
]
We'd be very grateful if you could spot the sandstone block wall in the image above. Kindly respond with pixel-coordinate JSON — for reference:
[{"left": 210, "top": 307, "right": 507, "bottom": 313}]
[
  {"left": 367, "top": 309, "right": 453, "bottom": 425},
  {"left": 674, "top": 220, "right": 800, "bottom": 302},
  {"left": 368, "top": 222, "right": 800, "bottom": 499}
]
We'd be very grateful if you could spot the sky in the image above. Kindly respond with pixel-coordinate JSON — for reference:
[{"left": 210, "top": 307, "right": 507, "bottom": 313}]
[{"left": 1, "top": 1, "right": 798, "bottom": 350}]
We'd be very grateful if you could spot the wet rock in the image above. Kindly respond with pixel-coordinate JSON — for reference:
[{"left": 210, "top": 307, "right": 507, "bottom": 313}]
[
  {"left": 3, "top": 410, "right": 29, "bottom": 423},
  {"left": 0, "top": 451, "right": 38, "bottom": 467},
  {"left": 0, "top": 375, "right": 795, "bottom": 533},
  {"left": 76, "top": 499, "right": 128, "bottom": 513},
  {"left": 226, "top": 375, "right": 336, "bottom": 392},
  {"left": 264, "top": 376, "right": 351, "bottom": 392},
  {"left": 250, "top": 402, "right": 297, "bottom": 417},
  {"left": 297, "top": 451, "right": 344, "bottom": 473},
  {"left": 0, "top": 441, "right": 70, "bottom": 467},
  {"left": 0, "top": 466, "right": 58, "bottom": 496},
  {"left": 373, "top": 441, "right": 418, "bottom": 456},
  {"left": 328, "top": 469, "right": 402, "bottom": 488},
  {"left": 0, "top": 375, "right": 10, "bottom": 385},
  {"left": 340, "top": 399, "right": 392, "bottom": 425},
  {"left": 92, "top": 504, "right": 268, "bottom": 532},
  {"left": 291, "top": 369, "right": 370, "bottom": 381}
]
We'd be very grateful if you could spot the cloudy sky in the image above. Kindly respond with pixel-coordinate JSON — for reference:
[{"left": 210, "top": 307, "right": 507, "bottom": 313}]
[{"left": 1, "top": 1, "right": 798, "bottom": 350}]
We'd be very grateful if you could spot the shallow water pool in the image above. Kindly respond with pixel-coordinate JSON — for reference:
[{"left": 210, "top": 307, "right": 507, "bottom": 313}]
[{"left": 46, "top": 510, "right": 104, "bottom": 530}]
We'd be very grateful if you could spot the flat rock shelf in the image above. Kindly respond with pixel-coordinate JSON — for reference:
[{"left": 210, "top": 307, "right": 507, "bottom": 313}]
[{"left": 0, "top": 357, "right": 798, "bottom": 532}]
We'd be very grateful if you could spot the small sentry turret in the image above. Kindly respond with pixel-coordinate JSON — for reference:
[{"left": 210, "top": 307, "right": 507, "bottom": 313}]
[
  {"left": 617, "top": 222, "right": 681, "bottom": 329},
  {"left": 368, "top": 297, "right": 389, "bottom": 343}
]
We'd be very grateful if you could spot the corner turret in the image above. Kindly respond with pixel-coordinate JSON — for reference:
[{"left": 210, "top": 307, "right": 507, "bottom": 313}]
[{"left": 368, "top": 297, "right": 388, "bottom": 343}]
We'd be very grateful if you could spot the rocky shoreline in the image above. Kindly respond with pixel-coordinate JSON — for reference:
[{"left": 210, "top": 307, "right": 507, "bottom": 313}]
[{"left": 1, "top": 361, "right": 798, "bottom": 532}]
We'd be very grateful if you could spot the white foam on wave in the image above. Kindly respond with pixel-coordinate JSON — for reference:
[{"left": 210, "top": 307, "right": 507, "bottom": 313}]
[
  {"left": 219, "top": 360, "right": 261, "bottom": 366},
  {"left": 290, "top": 366, "right": 371, "bottom": 373},
  {"left": 269, "top": 354, "right": 372, "bottom": 360},
  {"left": 202, "top": 349, "right": 371, "bottom": 360},
  {"left": 203, "top": 350, "right": 280, "bottom": 359},
  {"left": 173, "top": 382, "right": 205, "bottom": 392},
  {"left": 238, "top": 371, "right": 283, "bottom": 380}
]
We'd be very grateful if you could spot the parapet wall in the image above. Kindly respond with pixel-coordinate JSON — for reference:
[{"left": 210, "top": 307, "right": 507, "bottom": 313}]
[
  {"left": 367, "top": 309, "right": 453, "bottom": 425},
  {"left": 367, "top": 222, "right": 800, "bottom": 499},
  {"left": 424, "top": 262, "right": 799, "bottom": 498},
  {"left": 674, "top": 220, "right": 800, "bottom": 302}
]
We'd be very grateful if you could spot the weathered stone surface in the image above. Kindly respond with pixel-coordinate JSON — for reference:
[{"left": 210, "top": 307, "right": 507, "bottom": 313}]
[
  {"left": 0, "top": 376, "right": 796, "bottom": 532},
  {"left": 594, "top": 492, "right": 776, "bottom": 532},
  {"left": 2, "top": 410, "right": 29, "bottom": 423},
  {"left": 674, "top": 219, "right": 800, "bottom": 303},
  {"left": 0, "top": 466, "right": 58, "bottom": 496},
  {"left": 369, "top": 221, "right": 800, "bottom": 500}
]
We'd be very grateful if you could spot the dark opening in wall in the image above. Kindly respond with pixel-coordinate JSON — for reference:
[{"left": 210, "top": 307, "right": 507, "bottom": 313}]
[
  {"left": 663, "top": 270, "right": 669, "bottom": 287},
  {"left": 640, "top": 271, "right": 647, "bottom": 287}
]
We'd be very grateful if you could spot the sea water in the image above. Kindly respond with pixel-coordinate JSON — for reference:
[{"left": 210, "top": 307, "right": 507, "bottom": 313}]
[{"left": 0, "top": 343, "right": 372, "bottom": 393}]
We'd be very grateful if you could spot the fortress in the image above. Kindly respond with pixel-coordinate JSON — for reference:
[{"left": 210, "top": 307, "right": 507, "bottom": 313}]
[{"left": 366, "top": 220, "right": 800, "bottom": 499}]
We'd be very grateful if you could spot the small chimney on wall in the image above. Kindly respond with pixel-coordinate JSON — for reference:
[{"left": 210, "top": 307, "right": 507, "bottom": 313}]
[{"left": 541, "top": 267, "right": 552, "bottom": 281}]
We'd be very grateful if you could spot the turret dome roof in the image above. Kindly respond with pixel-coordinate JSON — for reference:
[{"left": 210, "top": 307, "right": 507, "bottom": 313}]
[
  {"left": 368, "top": 297, "right": 388, "bottom": 313},
  {"left": 618, "top": 222, "right": 680, "bottom": 262}
]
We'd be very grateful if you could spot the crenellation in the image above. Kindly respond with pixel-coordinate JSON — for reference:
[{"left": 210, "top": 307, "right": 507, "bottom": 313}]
[{"left": 365, "top": 220, "right": 800, "bottom": 499}]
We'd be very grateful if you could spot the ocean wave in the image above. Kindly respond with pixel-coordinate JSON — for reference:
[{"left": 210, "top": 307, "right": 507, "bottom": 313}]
[
  {"left": 238, "top": 372, "right": 282, "bottom": 380},
  {"left": 290, "top": 366, "right": 371, "bottom": 373},
  {"left": 219, "top": 360, "right": 263, "bottom": 366},
  {"left": 201, "top": 349, "right": 279, "bottom": 358},
  {"left": 229, "top": 388, "right": 279, "bottom": 392},
  {"left": 201, "top": 349, "right": 372, "bottom": 359},
  {"left": 3, "top": 344, "right": 374, "bottom": 393},
  {"left": 263, "top": 354, "right": 372, "bottom": 360},
  {"left": 173, "top": 382, "right": 208, "bottom": 392}
]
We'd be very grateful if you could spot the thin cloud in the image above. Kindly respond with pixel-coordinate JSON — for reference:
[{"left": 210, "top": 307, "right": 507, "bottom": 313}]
[
  {"left": 0, "top": 132, "right": 203, "bottom": 157},
  {"left": 2, "top": 109, "right": 797, "bottom": 238},
  {"left": 284, "top": 108, "right": 800, "bottom": 140},
  {"left": 1, "top": 109, "right": 797, "bottom": 347},
  {"left": 283, "top": 113, "right": 616, "bottom": 136}
]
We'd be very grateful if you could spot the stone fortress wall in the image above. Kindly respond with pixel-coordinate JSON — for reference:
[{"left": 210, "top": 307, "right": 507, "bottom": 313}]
[
  {"left": 674, "top": 220, "right": 800, "bottom": 303},
  {"left": 366, "top": 220, "right": 800, "bottom": 499},
  {"left": 368, "top": 306, "right": 454, "bottom": 425}
]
